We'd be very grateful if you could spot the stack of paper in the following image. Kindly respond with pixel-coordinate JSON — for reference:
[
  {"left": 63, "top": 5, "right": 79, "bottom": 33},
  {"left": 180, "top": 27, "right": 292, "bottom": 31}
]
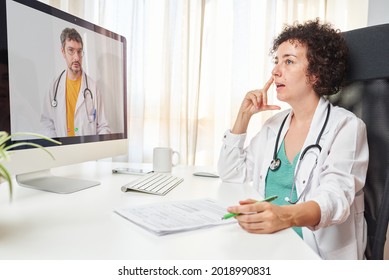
[{"left": 114, "top": 198, "right": 236, "bottom": 235}]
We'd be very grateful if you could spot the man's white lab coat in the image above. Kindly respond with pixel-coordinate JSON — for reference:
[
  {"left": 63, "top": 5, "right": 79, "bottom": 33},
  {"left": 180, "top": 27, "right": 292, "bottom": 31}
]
[{"left": 41, "top": 71, "right": 110, "bottom": 137}]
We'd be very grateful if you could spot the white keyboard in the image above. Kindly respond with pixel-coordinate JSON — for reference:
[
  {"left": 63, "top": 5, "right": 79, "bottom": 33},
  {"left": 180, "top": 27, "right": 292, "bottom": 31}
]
[{"left": 121, "top": 172, "right": 184, "bottom": 195}]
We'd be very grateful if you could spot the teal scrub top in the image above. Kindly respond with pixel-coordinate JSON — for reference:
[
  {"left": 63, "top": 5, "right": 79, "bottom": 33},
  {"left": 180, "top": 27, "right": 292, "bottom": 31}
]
[{"left": 265, "top": 140, "right": 303, "bottom": 239}]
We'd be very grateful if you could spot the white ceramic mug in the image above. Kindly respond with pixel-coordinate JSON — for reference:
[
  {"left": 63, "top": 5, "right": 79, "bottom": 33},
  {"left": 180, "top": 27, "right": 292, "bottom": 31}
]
[{"left": 153, "top": 147, "right": 180, "bottom": 173}]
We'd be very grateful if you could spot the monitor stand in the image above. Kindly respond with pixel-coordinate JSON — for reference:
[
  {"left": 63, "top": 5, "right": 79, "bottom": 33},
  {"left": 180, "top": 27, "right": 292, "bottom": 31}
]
[{"left": 16, "top": 169, "right": 100, "bottom": 194}]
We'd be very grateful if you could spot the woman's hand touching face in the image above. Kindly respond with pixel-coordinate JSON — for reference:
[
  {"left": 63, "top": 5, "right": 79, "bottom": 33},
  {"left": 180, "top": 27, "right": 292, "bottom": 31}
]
[{"left": 239, "top": 77, "right": 281, "bottom": 116}]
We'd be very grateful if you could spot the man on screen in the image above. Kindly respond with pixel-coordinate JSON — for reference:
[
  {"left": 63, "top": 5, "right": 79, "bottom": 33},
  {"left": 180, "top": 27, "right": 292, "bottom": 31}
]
[{"left": 40, "top": 27, "right": 110, "bottom": 137}]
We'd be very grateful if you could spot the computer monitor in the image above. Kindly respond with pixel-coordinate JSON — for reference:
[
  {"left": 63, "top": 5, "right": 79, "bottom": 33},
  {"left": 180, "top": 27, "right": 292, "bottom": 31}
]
[{"left": 0, "top": 0, "right": 128, "bottom": 193}]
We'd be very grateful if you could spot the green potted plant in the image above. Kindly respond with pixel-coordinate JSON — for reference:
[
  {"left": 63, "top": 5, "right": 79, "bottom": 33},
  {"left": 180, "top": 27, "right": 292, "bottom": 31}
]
[{"left": 0, "top": 131, "right": 61, "bottom": 199}]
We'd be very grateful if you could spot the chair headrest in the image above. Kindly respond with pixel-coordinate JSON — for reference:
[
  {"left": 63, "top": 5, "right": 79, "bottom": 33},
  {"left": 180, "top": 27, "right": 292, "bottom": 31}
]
[{"left": 342, "top": 24, "right": 389, "bottom": 82}]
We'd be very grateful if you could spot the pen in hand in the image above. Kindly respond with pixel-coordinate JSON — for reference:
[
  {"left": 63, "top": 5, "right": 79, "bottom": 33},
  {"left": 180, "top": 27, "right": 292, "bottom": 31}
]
[{"left": 221, "top": 195, "right": 278, "bottom": 220}]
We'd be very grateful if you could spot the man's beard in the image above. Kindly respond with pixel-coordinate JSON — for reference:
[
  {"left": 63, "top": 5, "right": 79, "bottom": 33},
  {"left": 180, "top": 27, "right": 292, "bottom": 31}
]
[{"left": 69, "top": 63, "right": 81, "bottom": 75}]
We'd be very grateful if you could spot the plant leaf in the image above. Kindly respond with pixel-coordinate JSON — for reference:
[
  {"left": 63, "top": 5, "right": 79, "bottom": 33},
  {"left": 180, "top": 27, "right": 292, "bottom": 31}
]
[
  {"left": 0, "top": 131, "right": 61, "bottom": 201},
  {"left": 0, "top": 163, "right": 13, "bottom": 201}
]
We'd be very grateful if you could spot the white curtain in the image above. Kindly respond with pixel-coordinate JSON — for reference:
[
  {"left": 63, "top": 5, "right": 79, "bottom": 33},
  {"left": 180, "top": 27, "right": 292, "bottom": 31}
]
[{"left": 41, "top": 0, "right": 368, "bottom": 167}]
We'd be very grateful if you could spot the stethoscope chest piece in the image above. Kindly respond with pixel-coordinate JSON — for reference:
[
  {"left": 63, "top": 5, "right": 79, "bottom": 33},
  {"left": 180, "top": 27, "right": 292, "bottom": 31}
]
[
  {"left": 51, "top": 100, "right": 57, "bottom": 107},
  {"left": 269, "top": 158, "right": 281, "bottom": 171}
]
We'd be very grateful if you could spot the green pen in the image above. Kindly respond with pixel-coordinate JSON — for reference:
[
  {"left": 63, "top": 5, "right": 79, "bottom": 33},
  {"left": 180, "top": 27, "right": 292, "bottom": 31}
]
[{"left": 221, "top": 195, "right": 278, "bottom": 220}]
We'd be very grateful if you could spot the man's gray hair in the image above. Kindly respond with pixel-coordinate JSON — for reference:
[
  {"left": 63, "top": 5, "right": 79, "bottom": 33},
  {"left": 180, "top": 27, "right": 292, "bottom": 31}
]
[{"left": 60, "top": 28, "right": 83, "bottom": 48}]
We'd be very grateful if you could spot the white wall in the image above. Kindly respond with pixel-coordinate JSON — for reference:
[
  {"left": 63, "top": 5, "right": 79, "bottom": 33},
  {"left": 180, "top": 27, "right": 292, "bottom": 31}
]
[{"left": 368, "top": 0, "right": 389, "bottom": 25}]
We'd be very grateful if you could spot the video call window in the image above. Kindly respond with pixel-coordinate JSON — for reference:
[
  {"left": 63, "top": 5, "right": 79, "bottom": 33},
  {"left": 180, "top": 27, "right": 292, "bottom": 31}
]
[{"left": 2, "top": 0, "right": 127, "bottom": 144}]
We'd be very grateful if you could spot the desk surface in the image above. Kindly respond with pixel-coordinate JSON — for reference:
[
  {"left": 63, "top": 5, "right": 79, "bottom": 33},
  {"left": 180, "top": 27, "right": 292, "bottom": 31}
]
[{"left": 0, "top": 161, "right": 320, "bottom": 260}]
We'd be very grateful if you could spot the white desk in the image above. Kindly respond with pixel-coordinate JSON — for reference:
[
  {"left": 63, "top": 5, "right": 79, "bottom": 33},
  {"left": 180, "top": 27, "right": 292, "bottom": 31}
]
[{"left": 0, "top": 161, "right": 320, "bottom": 260}]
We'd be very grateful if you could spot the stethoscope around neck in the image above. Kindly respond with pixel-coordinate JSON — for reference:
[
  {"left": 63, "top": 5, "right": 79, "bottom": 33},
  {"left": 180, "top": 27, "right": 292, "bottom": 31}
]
[
  {"left": 51, "top": 70, "right": 96, "bottom": 123},
  {"left": 269, "top": 103, "right": 331, "bottom": 204}
]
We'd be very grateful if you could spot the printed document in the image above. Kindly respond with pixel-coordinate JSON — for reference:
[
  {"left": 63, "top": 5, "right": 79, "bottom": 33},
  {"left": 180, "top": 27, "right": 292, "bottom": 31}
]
[{"left": 114, "top": 198, "right": 236, "bottom": 235}]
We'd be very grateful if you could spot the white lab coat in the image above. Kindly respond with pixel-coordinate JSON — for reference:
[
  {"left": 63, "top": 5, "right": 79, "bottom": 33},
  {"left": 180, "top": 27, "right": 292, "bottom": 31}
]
[
  {"left": 218, "top": 98, "right": 369, "bottom": 260},
  {"left": 40, "top": 70, "right": 110, "bottom": 137}
]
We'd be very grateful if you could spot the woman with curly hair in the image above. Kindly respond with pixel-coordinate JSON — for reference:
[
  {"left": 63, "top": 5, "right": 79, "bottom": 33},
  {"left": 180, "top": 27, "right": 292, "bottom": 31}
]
[{"left": 218, "top": 19, "right": 369, "bottom": 260}]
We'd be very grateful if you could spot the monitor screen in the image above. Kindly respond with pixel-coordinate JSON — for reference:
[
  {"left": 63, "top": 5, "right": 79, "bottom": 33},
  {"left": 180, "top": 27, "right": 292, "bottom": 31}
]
[{"left": 0, "top": 0, "right": 128, "bottom": 193}]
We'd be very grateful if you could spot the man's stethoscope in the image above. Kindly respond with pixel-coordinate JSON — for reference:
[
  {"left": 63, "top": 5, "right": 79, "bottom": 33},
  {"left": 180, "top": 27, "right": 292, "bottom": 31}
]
[
  {"left": 51, "top": 70, "right": 96, "bottom": 123},
  {"left": 269, "top": 103, "right": 331, "bottom": 204}
]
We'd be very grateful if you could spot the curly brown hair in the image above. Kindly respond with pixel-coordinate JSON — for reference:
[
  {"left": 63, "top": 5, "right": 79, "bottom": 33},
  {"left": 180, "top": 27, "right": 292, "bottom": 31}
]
[{"left": 270, "top": 18, "right": 348, "bottom": 96}]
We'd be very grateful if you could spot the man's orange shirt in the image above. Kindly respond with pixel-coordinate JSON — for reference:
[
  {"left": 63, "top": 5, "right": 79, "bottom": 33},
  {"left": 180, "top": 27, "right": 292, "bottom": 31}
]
[{"left": 66, "top": 76, "right": 81, "bottom": 136}]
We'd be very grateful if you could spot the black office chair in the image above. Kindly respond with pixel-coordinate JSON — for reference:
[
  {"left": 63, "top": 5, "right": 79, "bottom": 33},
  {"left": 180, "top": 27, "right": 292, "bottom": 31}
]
[{"left": 330, "top": 24, "right": 389, "bottom": 260}]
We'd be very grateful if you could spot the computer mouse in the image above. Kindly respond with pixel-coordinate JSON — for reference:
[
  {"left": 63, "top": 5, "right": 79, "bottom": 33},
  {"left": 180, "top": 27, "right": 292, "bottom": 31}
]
[{"left": 193, "top": 172, "right": 219, "bottom": 178}]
